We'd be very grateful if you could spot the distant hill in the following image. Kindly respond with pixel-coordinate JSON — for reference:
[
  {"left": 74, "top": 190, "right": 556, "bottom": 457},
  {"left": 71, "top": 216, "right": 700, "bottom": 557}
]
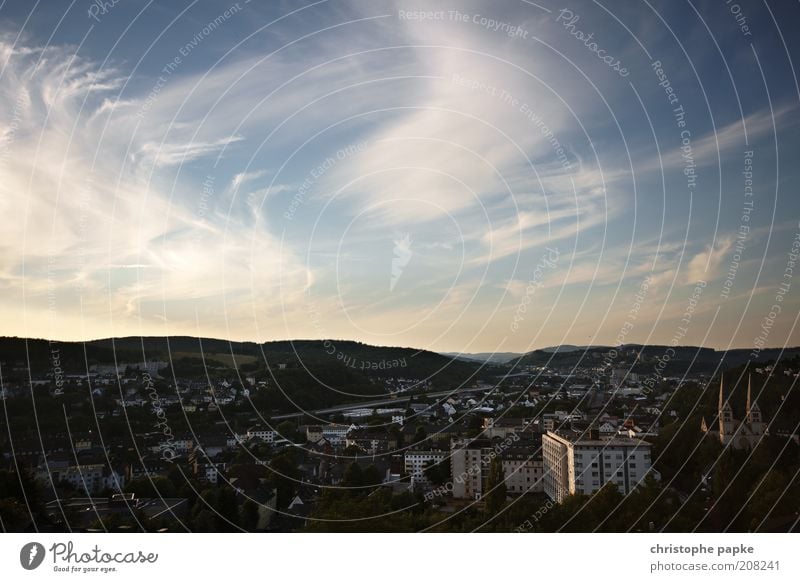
[
  {"left": 3, "top": 336, "right": 797, "bottom": 387},
  {"left": 538, "top": 345, "right": 607, "bottom": 353},
  {"left": 441, "top": 352, "right": 522, "bottom": 364},
  {"left": 508, "top": 344, "right": 800, "bottom": 375},
  {"left": 0, "top": 335, "right": 487, "bottom": 386}
]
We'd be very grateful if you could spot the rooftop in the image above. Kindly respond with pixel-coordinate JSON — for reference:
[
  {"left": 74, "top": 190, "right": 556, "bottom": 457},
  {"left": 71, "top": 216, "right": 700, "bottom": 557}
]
[{"left": 545, "top": 430, "right": 651, "bottom": 448}]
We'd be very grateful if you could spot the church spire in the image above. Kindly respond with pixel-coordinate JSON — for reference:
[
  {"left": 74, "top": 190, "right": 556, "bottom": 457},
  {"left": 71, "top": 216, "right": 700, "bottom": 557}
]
[
  {"left": 746, "top": 374, "right": 762, "bottom": 424},
  {"left": 746, "top": 374, "right": 752, "bottom": 415},
  {"left": 718, "top": 375, "right": 733, "bottom": 413},
  {"left": 719, "top": 375, "right": 733, "bottom": 439}
]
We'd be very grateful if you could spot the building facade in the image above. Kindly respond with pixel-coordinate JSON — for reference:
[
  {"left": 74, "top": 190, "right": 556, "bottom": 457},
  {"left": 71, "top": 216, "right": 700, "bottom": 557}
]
[
  {"left": 404, "top": 450, "right": 447, "bottom": 487},
  {"left": 450, "top": 437, "right": 543, "bottom": 499},
  {"left": 450, "top": 440, "right": 488, "bottom": 499},
  {"left": 701, "top": 375, "right": 766, "bottom": 450},
  {"left": 500, "top": 445, "right": 544, "bottom": 495},
  {"left": 542, "top": 430, "right": 654, "bottom": 503}
]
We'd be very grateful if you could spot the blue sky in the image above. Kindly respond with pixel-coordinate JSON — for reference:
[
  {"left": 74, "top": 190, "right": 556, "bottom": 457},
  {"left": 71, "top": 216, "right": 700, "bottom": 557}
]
[{"left": 1, "top": 0, "right": 799, "bottom": 353}]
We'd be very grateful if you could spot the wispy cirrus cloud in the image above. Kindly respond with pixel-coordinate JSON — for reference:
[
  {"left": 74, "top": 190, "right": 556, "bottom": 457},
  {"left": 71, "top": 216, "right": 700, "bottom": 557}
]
[{"left": 0, "top": 38, "right": 310, "bottom": 340}]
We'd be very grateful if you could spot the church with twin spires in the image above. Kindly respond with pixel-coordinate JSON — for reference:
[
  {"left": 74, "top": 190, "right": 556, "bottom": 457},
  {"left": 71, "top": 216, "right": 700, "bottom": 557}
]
[{"left": 701, "top": 375, "right": 766, "bottom": 450}]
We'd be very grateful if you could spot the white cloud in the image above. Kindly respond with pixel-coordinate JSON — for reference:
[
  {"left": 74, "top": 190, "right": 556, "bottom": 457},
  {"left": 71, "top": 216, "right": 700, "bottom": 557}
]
[{"left": 0, "top": 39, "right": 310, "bottom": 340}]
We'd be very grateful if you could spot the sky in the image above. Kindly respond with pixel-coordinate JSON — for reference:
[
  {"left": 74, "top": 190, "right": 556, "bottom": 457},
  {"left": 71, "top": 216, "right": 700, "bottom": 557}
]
[{"left": 0, "top": 0, "right": 799, "bottom": 354}]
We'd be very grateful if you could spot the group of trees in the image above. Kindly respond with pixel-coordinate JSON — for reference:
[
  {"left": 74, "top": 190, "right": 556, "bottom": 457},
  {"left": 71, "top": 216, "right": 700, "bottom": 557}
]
[
  {"left": 0, "top": 469, "right": 49, "bottom": 531},
  {"left": 306, "top": 475, "right": 429, "bottom": 532}
]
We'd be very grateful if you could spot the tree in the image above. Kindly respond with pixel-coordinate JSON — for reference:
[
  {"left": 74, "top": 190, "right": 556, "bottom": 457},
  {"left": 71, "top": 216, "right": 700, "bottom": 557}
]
[
  {"left": 389, "top": 424, "right": 404, "bottom": 448},
  {"left": 124, "top": 476, "right": 177, "bottom": 498},
  {"left": 484, "top": 457, "right": 506, "bottom": 515},
  {"left": 0, "top": 498, "right": 29, "bottom": 531},
  {"left": 467, "top": 415, "right": 484, "bottom": 436},
  {"left": 343, "top": 444, "right": 362, "bottom": 457},
  {"left": 342, "top": 462, "right": 364, "bottom": 493},
  {"left": 269, "top": 450, "right": 300, "bottom": 508},
  {"left": 216, "top": 487, "right": 239, "bottom": 530},
  {"left": 0, "top": 469, "right": 48, "bottom": 530},
  {"left": 192, "top": 509, "right": 217, "bottom": 532},
  {"left": 580, "top": 482, "right": 624, "bottom": 531},
  {"left": 362, "top": 464, "right": 382, "bottom": 487},
  {"left": 276, "top": 420, "right": 297, "bottom": 443},
  {"left": 190, "top": 487, "right": 239, "bottom": 532},
  {"left": 240, "top": 499, "right": 260, "bottom": 531},
  {"left": 166, "top": 465, "right": 186, "bottom": 490},
  {"left": 424, "top": 458, "right": 451, "bottom": 487},
  {"left": 747, "top": 470, "right": 798, "bottom": 531},
  {"left": 412, "top": 426, "right": 427, "bottom": 445},
  {"left": 614, "top": 475, "right": 664, "bottom": 531}
]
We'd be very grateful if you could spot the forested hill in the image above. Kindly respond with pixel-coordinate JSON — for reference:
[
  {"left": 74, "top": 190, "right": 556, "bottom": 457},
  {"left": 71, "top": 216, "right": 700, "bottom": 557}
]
[
  {"left": 0, "top": 335, "right": 491, "bottom": 386},
  {"left": 508, "top": 344, "right": 800, "bottom": 375}
]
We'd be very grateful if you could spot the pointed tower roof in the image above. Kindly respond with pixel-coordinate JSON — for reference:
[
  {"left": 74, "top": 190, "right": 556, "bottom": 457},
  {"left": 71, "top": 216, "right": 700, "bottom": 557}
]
[
  {"left": 719, "top": 375, "right": 732, "bottom": 410},
  {"left": 746, "top": 374, "right": 761, "bottom": 411},
  {"left": 746, "top": 374, "right": 752, "bottom": 411}
]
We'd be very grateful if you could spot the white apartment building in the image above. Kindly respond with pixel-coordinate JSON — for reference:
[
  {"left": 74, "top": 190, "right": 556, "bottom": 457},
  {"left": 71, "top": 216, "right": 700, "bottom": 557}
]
[
  {"left": 543, "top": 430, "right": 654, "bottom": 503},
  {"left": 404, "top": 450, "right": 447, "bottom": 487},
  {"left": 246, "top": 428, "right": 276, "bottom": 443},
  {"left": 305, "top": 424, "right": 354, "bottom": 445},
  {"left": 450, "top": 441, "right": 486, "bottom": 499},
  {"left": 201, "top": 462, "right": 227, "bottom": 484},
  {"left": 450, "top": 438, "right": 544, "bottom": 499},
  {"left": 52, "top": 464, "right": 125, "bottom": 494},
  {"left": 502, "top": 448, "right": 544, "bottom": 495},
  {"left": 541, "top": 410, "right": 584, "bottom": 432}
]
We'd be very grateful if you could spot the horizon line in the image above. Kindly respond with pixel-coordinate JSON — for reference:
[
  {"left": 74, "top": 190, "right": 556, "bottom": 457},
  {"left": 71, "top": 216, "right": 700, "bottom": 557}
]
[{"left": 1, "top": 334, "right": 798, "bottom": 355}]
